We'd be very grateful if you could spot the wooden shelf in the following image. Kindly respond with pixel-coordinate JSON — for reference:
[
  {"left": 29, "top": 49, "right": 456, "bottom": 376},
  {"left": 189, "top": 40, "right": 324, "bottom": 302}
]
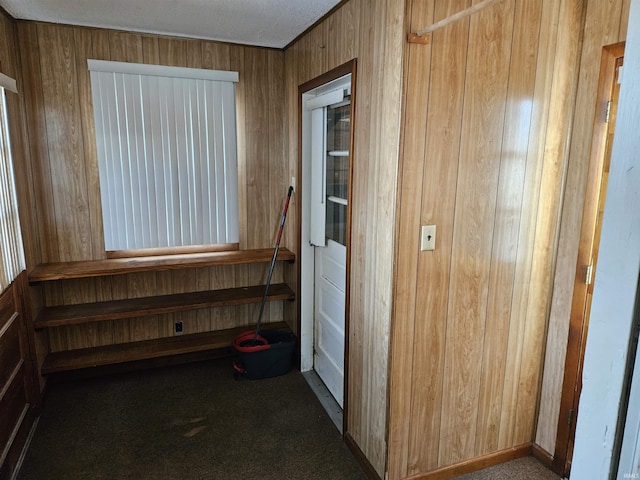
[
  {"left": 41, "top": 322, "right": 288, "bottom": 374},
  {"left": 34, "top": 283, "right": 294, "bottom": 329},
  {"left": 29, "top": 248, "right": 295, "bottom": 283},
  {"left": 32, "top": 249, "right": 297, "bottom": 375}
]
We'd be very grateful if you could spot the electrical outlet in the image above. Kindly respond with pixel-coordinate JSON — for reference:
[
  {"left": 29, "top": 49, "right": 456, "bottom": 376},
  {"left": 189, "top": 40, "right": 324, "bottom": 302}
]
[
  {"left": 175, "top": 321, "right": 183, "bottom": 335},
  {"left": 421, "top": 225, "right": 436, "bottom": 251}
]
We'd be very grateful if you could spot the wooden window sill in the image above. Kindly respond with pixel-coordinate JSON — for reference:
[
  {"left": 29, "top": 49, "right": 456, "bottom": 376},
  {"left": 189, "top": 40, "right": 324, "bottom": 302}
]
[{"left": 29, "top": 248, "right": 295, "bottom": 283}]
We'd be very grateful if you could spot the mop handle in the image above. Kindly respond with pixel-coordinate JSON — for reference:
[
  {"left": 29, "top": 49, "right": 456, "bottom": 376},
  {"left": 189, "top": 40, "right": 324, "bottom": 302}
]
[
  {"left": 275, "top": 186, "right": 294, "bottom": 247},
  {"left": 253, "top": 186, "right": 294, "bottom": 341}
]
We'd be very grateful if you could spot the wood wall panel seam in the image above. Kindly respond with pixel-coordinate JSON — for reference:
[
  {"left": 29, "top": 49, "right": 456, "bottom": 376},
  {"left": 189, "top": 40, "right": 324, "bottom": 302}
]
[
  {"left": 38, "top": 24, "right": 93, "bottom": 262},
  {"left": 513, "top": 0, "right": 587, "bottom": 446},
  {"left": 411, "top": 0, "right": 464, "bottom": 473},
  {"left": 387, "top": 1, "right": 434, "bottom": 475},
  {"left": 74, "top": 28, "right": 105, "bottom": 260},
  {"left": 496, "top": 0, "right": 561, "bottom": 451},
  {"left": 18, "top": 23, "right": 58, "bottom": 263},
  {"left": 437, "top": 0, "right": 516, "bottom": 466},
  {"left": 474, "top": 0, "right": 543, "bottom": 457}
]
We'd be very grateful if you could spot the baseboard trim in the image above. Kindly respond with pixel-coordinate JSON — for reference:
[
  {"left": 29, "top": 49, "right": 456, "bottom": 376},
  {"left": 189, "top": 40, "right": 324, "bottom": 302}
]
[
  {"left": 403, "top": 443, "right": 532, "bottom": 480},
  {"left": 531, "top": 443, "right": 554, "bottom": 469},
  {"left": 344, "top": 432, "right": 383, "bottom": 480}
]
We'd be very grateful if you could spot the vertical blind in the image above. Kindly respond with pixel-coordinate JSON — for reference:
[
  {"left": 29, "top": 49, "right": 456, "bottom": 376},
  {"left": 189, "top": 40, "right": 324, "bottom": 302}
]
[
  {"left": 88, "top": 60, "right": 240, "bottom": 251},
  {"left": 0, "top": 86, "right": 26, "bottom": 292}
]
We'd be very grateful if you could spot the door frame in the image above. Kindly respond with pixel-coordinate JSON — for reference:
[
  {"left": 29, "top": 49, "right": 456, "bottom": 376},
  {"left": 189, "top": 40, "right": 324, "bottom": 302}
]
[
  {"left": 297, "top": 59, "right": 357, "bottom": 435},
  {"left": 553, "top": 42, "right": 625, "bottom": 476}
]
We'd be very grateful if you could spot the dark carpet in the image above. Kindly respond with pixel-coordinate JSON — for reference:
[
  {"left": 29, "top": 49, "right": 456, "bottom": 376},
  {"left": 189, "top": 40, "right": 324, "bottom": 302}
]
[
  {"left": 455, "top": 456, "right": 561, "bottom": 480},
  {"left": 17, "top": 359, "right": 367, "bottom": 480}
]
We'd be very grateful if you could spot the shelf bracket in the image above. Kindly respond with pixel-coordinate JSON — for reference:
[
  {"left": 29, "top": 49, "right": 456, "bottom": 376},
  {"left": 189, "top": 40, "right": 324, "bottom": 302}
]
[{"left": 407, "top": 33, "right": 431, "bottom": 45}]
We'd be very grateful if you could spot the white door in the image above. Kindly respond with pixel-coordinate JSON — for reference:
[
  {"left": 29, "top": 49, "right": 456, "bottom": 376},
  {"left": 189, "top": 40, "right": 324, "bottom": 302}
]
[
  {"left": 618, "top": 340, "right": 640, "bottom": 479},
  {"left": 305, "top": 75, "right": 351, "bottom": 408},
  {"left": 314, "top": 239, "right": 346, "bottom": 406}
]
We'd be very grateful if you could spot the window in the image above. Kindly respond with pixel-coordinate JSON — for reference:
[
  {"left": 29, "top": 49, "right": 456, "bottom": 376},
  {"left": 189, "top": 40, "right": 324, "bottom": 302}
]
[
  {"left": 88, "top": 60, "right": 240, "bottom": 253},
  {"left": 0, "top": 73, "right": 25, "bottom": 292},
  {"left": 307, "top": 77, "right": 351, "bottom": 248}
]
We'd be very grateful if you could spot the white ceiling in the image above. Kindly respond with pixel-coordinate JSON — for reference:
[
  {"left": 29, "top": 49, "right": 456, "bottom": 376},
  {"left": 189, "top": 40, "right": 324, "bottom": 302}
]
[{"left": 0, "top": 0, "right": 342, "bottom": 49}]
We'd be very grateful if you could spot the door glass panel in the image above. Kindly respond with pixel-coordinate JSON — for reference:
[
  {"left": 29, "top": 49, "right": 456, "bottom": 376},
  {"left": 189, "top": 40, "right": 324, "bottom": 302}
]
[{"left": 325, "top": 101, "right": 350, "bottom": 246}]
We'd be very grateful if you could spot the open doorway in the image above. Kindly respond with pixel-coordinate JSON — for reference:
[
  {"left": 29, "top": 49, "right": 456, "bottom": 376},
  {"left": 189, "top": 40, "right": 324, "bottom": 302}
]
[
  {"left": 553, "top": 42, "right": 624, "bottom": 477},
  {"left": 298, "top": 60, "right": 356, "bottom": 434}
]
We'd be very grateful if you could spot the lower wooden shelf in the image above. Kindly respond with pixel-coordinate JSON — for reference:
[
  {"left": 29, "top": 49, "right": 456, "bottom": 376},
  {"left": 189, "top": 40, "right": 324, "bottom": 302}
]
[{"left": 41, "top": 321, "right": 288, "bottom": 374}]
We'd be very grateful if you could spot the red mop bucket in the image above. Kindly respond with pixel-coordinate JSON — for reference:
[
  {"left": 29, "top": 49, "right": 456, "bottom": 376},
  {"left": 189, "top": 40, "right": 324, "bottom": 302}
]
[
  {"left": 233, "top": 186, "right": 295, "bottom": 380},
  {"left": 233, "top": 329, "right": 296, "bottom": 380}
]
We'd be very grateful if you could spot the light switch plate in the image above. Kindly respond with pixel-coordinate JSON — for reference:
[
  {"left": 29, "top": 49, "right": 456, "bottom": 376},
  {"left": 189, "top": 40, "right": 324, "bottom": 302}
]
[{"left": 421, "top": 225, "right": 436, "bottom": 251}]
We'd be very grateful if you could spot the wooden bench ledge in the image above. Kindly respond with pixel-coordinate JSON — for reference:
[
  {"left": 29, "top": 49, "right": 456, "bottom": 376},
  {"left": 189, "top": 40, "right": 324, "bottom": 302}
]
[{"left": 29, "top": 248, "right": 295, "bottom": 283}]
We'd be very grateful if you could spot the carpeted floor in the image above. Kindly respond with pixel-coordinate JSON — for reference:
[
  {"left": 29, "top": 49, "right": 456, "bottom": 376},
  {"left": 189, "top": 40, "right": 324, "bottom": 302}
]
[
  {"left": 455, "top": 456, "right": 561, "bottom": 480},
  {"left": 17, "top": 357, "right": 561, "bottom": 480},
  {"left": 17, "top": 358, "right": 367, "bottom": 480}
]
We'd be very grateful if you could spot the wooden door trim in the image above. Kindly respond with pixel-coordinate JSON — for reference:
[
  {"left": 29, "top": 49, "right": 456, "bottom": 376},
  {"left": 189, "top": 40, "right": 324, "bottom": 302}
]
[
  {"left": 297, "top": 59, "right": 357, "bottom": 436},
  {"left": 552, "top": 41, "right": 625, "bottom": 476}
]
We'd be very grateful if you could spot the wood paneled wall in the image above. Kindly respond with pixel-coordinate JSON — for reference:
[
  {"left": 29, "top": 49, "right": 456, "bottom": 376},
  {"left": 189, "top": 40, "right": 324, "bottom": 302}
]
[
  {"left": 535, "top": 0, "right": 631, "bottom": 454},
  {"left": 1, "top": 9, "right": 48, "bottom": 389},
  {"left": 16, "top": 23, "right": 288, "bottom": 351},
  {"left": 0, "top": 12, "right": 38, "bottom": 270},
  {"left": 388, "top": 0, "right": 587, "bottom": 477},
  {"left": 284, "top": 0, "right": 405, "bottom": 475}
]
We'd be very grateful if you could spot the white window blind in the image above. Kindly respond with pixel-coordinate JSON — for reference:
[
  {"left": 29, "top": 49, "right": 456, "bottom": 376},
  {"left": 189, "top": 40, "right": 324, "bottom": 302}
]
[
  {"left": 88, "top": 60, "right": 240, "bottom": 251},
  {"left": 0, "top": 86, "right": 26, "bottom": 292}
]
